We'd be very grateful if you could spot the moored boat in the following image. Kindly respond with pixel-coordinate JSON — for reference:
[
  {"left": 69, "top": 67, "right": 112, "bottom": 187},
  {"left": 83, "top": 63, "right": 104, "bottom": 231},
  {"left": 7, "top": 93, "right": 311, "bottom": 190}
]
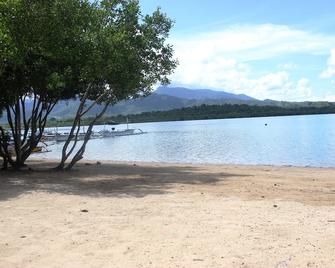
[
  {"left": 55, "top": 131, "right": 102, "bottom": 142},
  {"left": 99, "top": 128, "right": 145, "bottom": 137}
]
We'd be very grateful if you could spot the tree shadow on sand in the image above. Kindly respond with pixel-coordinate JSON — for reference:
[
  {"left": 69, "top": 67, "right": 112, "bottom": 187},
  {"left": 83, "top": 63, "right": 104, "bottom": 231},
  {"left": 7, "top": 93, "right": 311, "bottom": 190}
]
[{"left": 0, "top": 161, "right": 251, "bottom": 201}]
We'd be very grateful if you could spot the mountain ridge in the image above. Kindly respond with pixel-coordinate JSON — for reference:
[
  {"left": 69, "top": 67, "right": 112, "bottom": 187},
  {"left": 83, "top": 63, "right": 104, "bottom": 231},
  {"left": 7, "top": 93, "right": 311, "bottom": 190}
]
[
  {"left": 1, "top": 86, "right": 333, "bottom": 122},
  {"left": 47, "top": 86, "right": 263, "bottom": 119},
  {"left": 155, "top": 86, "right": 257, "bottom": 101}
]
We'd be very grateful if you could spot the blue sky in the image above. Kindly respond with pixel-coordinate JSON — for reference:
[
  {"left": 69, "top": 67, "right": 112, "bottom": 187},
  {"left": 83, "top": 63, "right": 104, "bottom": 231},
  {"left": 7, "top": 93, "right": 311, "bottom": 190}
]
[{"left": 141, "top": 0, "right": 335, "bottom": 101}]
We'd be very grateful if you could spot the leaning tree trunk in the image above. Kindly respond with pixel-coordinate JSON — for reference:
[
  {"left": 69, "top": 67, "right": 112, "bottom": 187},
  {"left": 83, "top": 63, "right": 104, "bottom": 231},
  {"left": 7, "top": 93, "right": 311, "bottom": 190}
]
[
  {"left": 56, "top": 92, "right": 89, "bottom": 170},
  {"left": 65, "top": 103, "right": 109, "bottom": 170},
  {"left": 56, "top": 88, "right": 111, "bottom": 170},
  {"left": 3, "top": 93, "right": 57, "bottom": 170}
]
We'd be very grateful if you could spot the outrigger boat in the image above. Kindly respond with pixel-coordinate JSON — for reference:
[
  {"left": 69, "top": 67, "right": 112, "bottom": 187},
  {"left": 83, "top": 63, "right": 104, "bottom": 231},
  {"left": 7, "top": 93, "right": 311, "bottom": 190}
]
[
  {"left": 99, "top": 117, "right": 146, "bottom": 137},
  {"left": 40, "top": 117, "right": 145, "bottom": 142},
  {"left": 54, "top": 127, "right": 145, "bottom": 140},
  {"left": 99, "top": 128, "right": 145, "bottom": 137},
  {"left": 54, "top": 131, "right": 102, "bottom": 142}
]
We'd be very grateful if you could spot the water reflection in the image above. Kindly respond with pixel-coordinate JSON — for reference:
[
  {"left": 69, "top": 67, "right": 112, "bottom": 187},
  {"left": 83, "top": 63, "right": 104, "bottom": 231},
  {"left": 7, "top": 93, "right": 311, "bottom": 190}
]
[{"left": 33, "top": 114, "right": 335, "bottom": 167}]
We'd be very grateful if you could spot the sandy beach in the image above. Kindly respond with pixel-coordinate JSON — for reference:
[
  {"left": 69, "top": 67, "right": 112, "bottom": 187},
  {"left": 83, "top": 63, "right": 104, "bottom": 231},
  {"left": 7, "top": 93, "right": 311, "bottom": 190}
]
[{"left": 0, "top": 160, "right": 335, "bottom": 267}]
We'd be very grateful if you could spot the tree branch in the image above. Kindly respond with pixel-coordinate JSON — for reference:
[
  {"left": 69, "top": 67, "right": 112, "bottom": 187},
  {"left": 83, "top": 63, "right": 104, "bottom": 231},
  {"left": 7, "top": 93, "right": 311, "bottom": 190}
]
[
  {"left": 57, "top": 88, "right": 90, "bottom": 169},
  {"left": 80, "top": 92, "right": 108, "bottom": 117},
  {"left": 65, "top": 102, "right": 110, "bottom": 170}
]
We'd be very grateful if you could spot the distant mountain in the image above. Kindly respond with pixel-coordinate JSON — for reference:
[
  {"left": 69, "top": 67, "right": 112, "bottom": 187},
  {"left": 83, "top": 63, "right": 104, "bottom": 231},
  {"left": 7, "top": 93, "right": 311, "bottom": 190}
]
[
  {"left": 49, "top": 94, "right": 190, "bottom": 119},
  {"left": 155, "top": 86, "right": 257, "bottom": 101},
  {"left": 1, "top": 86, "right": 333, "bottom": 122},
  {"left": 46, "top": 87, "right": 262, "bottom": 119}
]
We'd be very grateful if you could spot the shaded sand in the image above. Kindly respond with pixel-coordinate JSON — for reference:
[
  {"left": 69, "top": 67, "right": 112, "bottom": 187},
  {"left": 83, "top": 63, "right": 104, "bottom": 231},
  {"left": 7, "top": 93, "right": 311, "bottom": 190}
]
[{"left": 1, "top": 160, "right": 335, "bottom": 267}]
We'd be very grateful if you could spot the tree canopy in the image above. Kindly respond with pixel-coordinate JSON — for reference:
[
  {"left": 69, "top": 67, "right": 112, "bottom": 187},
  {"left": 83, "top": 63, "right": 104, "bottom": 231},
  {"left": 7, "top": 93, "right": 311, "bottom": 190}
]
[{"left": 0, "top": 0, "right": 177, "bottom": 169}]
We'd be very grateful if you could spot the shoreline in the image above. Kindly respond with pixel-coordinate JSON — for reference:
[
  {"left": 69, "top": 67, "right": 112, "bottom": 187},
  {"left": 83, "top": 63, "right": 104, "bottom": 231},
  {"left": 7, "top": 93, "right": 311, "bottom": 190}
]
[
  {"left": 44, "top": 109, "right": 335, "bottom": 128},
  {"left": 1, "top": 159, "right": 335, "bottom": 267},
  {"left": 27, "top": 157, "right": 335, "bottom": 170}
]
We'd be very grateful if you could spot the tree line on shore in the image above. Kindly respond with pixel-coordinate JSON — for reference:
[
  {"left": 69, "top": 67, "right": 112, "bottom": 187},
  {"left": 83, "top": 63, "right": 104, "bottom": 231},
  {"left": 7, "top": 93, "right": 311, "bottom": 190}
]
[
  {"left": 46, "top": 103, "right": 335, "bottom": 126},
  {"left": 0, "top": 0, "right": 176, "bottom": 170},
  {"left": 121, "top": 104, "right": 335, "bottom": 123}
]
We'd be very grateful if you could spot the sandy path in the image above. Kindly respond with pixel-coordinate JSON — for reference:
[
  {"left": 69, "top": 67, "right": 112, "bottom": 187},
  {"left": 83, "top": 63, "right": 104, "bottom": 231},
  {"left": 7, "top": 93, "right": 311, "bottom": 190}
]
[{"left": 0, "top": 161, "right": 335, "bottom": 267}]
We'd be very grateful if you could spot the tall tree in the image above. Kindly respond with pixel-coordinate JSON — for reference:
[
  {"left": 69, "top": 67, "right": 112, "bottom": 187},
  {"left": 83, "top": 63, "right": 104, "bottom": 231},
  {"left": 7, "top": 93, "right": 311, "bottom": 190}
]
[
  {"left": 57, "top": 1, "right": 177, "bottom": 170},
  {"left": 0, "top": 0, "right": 176, "bottom": 170},
  {"left": 0, "top": 0, "right": 97, "bottom": 169}
]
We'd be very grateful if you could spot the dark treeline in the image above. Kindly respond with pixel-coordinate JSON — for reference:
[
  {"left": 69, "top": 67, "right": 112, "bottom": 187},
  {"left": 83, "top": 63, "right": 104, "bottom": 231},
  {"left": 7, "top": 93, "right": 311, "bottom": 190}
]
[
  {"left": 117, "top": 104, "right": 335, "bottom": 123},
  {"left": 49, "top": 103, "right": 335, "bottom": 126}
]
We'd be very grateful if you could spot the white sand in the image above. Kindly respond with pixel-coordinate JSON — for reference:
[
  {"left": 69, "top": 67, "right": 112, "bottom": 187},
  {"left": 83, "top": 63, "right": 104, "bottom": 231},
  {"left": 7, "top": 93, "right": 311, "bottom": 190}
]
[{"left": 0, "top": 160, "right": 335, "bottom": 267}]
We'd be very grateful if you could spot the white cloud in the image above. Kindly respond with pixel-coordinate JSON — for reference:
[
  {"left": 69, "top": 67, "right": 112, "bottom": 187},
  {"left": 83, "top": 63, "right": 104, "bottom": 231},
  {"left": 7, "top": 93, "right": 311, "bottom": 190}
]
[
  {"left": 172, "top": 24, "right": 335, "bottom": 62},
  {"left": 227, "top": 72, "right": 312, "bottom": 101},
  {"left": 295, "top": 78, "right": 313, "bottom": 100},
  {"left": 170, "top": 24, "right": 335, "bottom": 101},
  {"left": 278, "top": 63, "right": 298, "bottom": 70},
  {"left": 320, "top": 48, "right": 335, "bottom": 78}
]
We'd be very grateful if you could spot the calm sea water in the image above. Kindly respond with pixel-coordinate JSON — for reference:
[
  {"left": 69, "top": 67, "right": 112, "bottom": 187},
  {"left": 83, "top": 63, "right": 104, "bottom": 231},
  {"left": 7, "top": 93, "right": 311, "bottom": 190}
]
[{"left": 35, "top": 114, "right": 335, "bottom": 167}]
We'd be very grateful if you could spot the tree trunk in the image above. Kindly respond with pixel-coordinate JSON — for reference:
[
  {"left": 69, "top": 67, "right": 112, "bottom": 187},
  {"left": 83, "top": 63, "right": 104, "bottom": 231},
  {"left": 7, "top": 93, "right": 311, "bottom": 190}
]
[
  {"left": 56, "top": 87, "right": 112, "bottom": 171},
  {"left": 4, "top": 94, "right": 57, "bottom": 170},
  {"left": 65, "top": 103, "right": 109, "bottom": 170},
  {"left": 57, "top": 94, "right": 110, "bottom": 170},
  {"left": 56, "top": 92, "right": 89, "bottom": 170}
]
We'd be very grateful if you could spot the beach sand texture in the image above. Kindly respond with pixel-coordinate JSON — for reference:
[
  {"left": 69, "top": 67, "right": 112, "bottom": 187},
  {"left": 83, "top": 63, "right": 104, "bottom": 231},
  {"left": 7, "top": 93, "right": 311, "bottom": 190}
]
[{"left": 1, "top": 161, "right": 335, "bottom": 267}]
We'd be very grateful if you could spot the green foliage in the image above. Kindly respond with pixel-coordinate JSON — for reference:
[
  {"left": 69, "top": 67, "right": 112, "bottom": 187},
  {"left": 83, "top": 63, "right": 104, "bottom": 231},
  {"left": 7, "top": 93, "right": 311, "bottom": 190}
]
[
  {"left": 46, "top": 103, "right": 335, "bottom": 127},
  {"left": 96, "top": 103, "right": 335, "bottom": 124},
  {"left": 0, "top": 0, "right": 177, "bottom": 105},
  {"left": 0, "top": 0, "right": 93, "bottom": 103},
  {"left": 0, "top": 0, "right": 177, "bottom": 169},
  {"left": 80, "top": 1, "right": 177, "bottom": 102}
]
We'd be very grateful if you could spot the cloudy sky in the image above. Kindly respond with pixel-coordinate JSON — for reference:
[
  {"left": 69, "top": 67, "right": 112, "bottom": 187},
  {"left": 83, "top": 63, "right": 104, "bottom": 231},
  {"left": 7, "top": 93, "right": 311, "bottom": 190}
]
[{"left": 141, "top": 0, "right": 335, "bottom": 101}]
